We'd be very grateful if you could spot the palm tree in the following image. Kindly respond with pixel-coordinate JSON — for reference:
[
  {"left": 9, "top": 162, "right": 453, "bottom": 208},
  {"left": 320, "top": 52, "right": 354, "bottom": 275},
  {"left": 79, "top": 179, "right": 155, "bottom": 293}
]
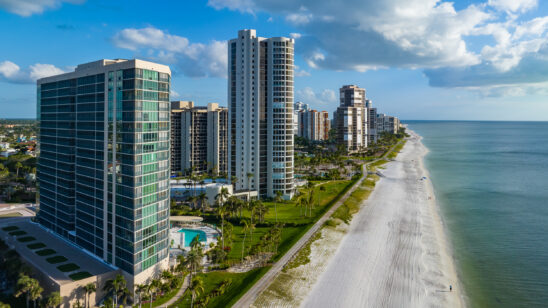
[
  {"left": 254, "top": 200, "right": 268, "bottom": 223},
  {"left": 185, "top": 249, "right": 204, "bottom": 282},
  {"left": 117, "top": 287, "right": 131, "bottom": 306},
  {"left": 197, "top": 192, "right": 208, "bottom": 213},
  {"left": 274, "top": 191, "right": 283, "bottom": 222},
  {"left": 15, "top": 162, "right": 22, "bottom": 178},
  {"left": 216, "top": 205, "right": 227, "bottom": 249},
  {"left": 215, "top": 187, "right": 230, "bottom": 208},
  {"left": 83, "top": 282, "right": 96, "bottom": 308},
  {"left": 29, "top": 283, "right": 43, "bottom": 308},
  {"left": 135, "top": 284, "right": 147, "bottom": 308},
  {"left": 145, "top": 282, "right": 156, "bottom": 308},
  {"left": 44, "top": 292, "right": 62, "bottom": 308},
  {"left": 14, "top": 274, "right": 35, "bottom": 308},
  {"left": 189, "top": 276, "right": 204, "bottom": 308},
  {"left": 103, "top": 274, "right": 126, "bottom": 307},
  {"left": 246, "top": 172, "right": 254, "bottom": 201},
  {"left": 240, "top": 219, "right": 250, "bottom": 263}
]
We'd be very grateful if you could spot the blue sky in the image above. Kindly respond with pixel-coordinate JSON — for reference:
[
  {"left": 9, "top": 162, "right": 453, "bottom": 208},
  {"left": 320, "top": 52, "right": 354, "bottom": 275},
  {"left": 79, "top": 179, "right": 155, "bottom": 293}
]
[{"left": 0, "top": 0, "right": 547, "bottom": 120}]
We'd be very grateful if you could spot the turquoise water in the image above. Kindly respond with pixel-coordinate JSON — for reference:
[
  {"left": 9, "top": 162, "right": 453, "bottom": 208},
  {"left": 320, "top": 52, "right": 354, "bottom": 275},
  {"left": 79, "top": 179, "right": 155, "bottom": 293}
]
[
  {"left": 406, "top": 121, "right": 548, "bottom": 307},
  {"left": 178, "top": 228, "right": 207, "bottom": 247}
]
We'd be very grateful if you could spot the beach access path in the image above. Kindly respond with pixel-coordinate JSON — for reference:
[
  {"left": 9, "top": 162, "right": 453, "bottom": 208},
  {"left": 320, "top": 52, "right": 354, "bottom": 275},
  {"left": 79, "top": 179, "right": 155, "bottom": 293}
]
[
  {"left": 301, "top": 130, "right": 465, "bottom": 308},
  {"left": 233, "top": 141, "right": 403, "bottom": 308}
]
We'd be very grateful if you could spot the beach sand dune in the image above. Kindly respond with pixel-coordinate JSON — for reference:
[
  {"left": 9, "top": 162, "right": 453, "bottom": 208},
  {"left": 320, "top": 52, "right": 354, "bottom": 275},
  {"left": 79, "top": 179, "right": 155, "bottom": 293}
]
[{"left": 302, "top": 131, "right": 465, "bottom": 308}]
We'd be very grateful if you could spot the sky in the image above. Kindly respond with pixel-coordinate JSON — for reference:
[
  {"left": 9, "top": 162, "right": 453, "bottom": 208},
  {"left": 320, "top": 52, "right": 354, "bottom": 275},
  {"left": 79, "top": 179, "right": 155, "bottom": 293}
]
[{"left": 0, "top": 0, "right": 547, "bottom": 120}]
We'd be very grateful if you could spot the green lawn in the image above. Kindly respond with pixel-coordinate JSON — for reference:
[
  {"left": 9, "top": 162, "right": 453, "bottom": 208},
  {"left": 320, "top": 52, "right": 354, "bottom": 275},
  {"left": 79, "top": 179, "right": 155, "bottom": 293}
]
[
  {"left": 27, "top": 242, "right": 46, "bottom": 250},
  {"left": 35, "top": 248, "right": 56, "bottom": 256},
  {"left": 57, "top": 263, "right": 80, "bottom": 272},
  {"left": 1, "top": 226, "right": 18, "bottom": 231},
  {"left": 46, "top": 256, "right": 68, "bottom": 264},
  {"left": 172, "top": 267, "right": 271, "bottom": 308},
  {"left": 69, "top": 271, "right": 93, "bottom": 280},
  {"left": 224, "top": 180, "right": 354, "bottom": 263}
]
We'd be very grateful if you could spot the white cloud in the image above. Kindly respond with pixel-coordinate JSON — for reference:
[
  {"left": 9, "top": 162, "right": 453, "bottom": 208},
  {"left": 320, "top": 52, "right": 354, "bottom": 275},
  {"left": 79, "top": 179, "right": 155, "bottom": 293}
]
[
  {"left": 211, "top": 0, "right": 548, "bottom": 95},
  {"left": 112, "top": 27, "right": 227, "bottom": 78},
  {"left": 487, "top": 0, "right": 537, "bottom": 13},
  {"left": 290, "top": 32, "right": 302, "bottom": 39},
  {"left": 0, "top": 61, "right": 66, "bottom": 84},
  {"left": 170, "top": 89, "right": 180, "bottom": 99},
  {"left": 0, "top": 0, "right": 84, "bottom": 17},
  {"left": 207, "top": 0, "right": 254, "bottom": 13},
  {"left": 0, "top": 61, "right": 20, "bottom": 78},
  {"left": 296, "top": 87, "right": 337, "bottom": 107},
  {"left": 286, "top": 12, "right": 313, "bottom": 25}
]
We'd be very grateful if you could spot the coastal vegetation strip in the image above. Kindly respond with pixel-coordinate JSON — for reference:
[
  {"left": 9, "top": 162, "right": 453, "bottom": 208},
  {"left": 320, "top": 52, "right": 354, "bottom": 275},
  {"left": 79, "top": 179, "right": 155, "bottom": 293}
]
[{"left": 252, "top": 142, "right": 404, "bottom": 306}]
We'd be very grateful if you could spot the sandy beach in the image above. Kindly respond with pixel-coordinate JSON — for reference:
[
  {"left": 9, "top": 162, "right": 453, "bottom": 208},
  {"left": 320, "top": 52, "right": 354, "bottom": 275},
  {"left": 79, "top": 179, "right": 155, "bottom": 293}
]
[{"left": 301, "top": 130, "right": 465, "bottom": 308}]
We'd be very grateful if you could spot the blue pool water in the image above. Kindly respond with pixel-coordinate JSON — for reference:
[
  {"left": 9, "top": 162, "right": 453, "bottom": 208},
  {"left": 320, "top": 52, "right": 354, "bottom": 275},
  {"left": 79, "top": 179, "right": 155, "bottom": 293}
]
[{"left": 178, "top": 228, "right": 207, "bottom": 247}]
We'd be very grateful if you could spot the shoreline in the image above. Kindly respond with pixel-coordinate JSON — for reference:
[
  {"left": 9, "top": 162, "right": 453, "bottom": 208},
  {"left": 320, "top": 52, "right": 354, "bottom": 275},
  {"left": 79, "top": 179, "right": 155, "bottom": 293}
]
[{"left": 298, "top": 130, "right": 465, "bottom": 307}]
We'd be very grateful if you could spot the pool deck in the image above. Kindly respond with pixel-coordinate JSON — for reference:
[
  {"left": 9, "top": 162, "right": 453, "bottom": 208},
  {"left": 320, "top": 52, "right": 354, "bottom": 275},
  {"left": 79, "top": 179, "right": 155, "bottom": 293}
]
[{"left": 170, "top": 225, "right": 220, "bottom": 250}]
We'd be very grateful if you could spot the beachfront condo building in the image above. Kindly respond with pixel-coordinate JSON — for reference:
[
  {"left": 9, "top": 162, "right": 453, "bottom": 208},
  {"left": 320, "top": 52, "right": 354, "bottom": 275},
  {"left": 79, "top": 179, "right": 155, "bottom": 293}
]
[
  {"left": 377, "top": 113, "right": 400, "bottom": 134},
  {"left": 228, "top": 29, "right": 295, "bottom": 199},
  {"left": 37, "top": 59, "right": 171, "bottom": 287},
  {"left": 293, "top": 101, "right": 310, "bottom": 135},
  {"left": 297, "top": 109, "right": 331, "bottom": 141},
  {"left": 365, "top": 99, "right": 378, "bottom": 144},
  {"left": 334, "top": 85, "right": 368, "bottom": 152},
  {"left": 170, "top": 101, "right": 228, "bottom": 176}
]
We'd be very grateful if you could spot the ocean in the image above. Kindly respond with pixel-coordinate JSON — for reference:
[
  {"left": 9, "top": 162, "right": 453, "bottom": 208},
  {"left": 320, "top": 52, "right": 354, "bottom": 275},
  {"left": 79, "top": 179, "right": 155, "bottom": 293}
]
[{"left": 405, "top": 121, "right": 548, "bottom": 307}]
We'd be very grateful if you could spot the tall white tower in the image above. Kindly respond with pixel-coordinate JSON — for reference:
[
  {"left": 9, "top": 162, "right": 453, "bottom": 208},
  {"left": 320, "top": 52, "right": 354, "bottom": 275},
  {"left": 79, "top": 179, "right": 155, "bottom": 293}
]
[{"left": 228, "top": 29, "right": 295, "bottom": 199}]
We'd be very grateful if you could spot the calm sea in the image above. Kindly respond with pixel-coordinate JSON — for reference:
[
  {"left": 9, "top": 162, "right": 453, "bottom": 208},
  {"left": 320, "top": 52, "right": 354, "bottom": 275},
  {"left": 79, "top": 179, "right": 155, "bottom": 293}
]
[{"left": 406, "top": 121, "right": 548, "bottom": 307}]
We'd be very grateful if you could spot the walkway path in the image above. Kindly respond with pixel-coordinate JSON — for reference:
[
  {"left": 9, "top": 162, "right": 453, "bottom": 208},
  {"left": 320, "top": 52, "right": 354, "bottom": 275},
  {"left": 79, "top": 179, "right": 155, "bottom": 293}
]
[
  {"left": 159, "top": 275, "right": 189, "bottom": 308},
  {"left": 233, "top": 141, "right": 403, "bottom": 307}
]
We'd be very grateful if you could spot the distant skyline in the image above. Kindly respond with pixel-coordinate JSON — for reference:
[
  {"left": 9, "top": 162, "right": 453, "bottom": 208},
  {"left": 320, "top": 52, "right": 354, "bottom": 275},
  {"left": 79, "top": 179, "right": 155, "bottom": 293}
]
[{"left": 0, "top": 0, "right": 548, "bottom": 120}]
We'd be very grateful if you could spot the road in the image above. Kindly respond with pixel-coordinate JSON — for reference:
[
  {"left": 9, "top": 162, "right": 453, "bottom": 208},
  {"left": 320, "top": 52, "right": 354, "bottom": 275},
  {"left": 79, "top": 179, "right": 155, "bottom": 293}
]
[{"left": 233, "top": 141, "right": 403, "bottom": 307}]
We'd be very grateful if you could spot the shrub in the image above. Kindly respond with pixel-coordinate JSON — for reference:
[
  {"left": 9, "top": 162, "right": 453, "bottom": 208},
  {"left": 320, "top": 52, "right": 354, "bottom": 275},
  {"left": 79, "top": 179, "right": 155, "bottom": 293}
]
[
  {"left": 69, "top": 272, "right": 93, "bottom": 280},
  {"left": 17, "top": 236, "right": 36, "bottom": 242},
  {"left": 46, "top": 256, "right": 68, "bottom": 264},
  {"left": 57, "top": 263, "right": 80, "bottom": 272},
  {"left": 36, "top": 249, "right": 56, "bottom": 256},
  {"left": 27, "top": 243, "right": 46, "bottom": 250},
  {"left": 2, "top": 226, "right": 18, "bottom": 231}
]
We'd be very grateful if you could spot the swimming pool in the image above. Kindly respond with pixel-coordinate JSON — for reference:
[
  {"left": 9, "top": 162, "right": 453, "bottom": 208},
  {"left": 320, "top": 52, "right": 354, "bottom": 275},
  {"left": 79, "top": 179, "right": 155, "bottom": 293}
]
[{"left": 178, "top": 229, "right": 207, "bottom": 247}]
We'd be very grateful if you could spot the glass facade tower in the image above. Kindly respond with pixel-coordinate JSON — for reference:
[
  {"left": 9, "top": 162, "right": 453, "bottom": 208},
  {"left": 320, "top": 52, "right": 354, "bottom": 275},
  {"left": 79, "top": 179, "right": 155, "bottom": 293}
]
[{"left": 37, "top": 59, "right": 171, "bottom": 283}]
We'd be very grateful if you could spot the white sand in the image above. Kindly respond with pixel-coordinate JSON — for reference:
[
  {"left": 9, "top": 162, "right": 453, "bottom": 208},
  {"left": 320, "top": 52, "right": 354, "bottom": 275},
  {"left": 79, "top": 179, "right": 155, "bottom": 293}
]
[{"left": 302, "top": 131, "right": 466, "bottom": 308}]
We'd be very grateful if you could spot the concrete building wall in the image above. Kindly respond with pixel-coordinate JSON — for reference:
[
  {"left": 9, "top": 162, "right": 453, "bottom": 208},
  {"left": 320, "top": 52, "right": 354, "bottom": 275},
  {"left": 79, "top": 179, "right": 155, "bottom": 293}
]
[
  {"left": 228, "top": 29, "right": 294, "bottom": 199},
  {"left": 336, "top": 85, "right": 368, "bottom": 152}
]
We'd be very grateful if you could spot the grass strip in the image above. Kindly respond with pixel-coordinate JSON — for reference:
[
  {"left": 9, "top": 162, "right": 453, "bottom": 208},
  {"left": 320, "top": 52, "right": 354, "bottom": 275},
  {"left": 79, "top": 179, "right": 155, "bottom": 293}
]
[
  {"left": 27, "top": 243, "right": 46, "bottom": 250},
  {"left": 57, "top": 263, "right": 80, "bottom": 272},
  {"left": 46, "top": 256, "right": 68, "bottom": 264},
  {"left": 36, "top": 248, "right": 56, "bottom": 256},
  {"left": 69, "top": 271, "right": 93, "bottom": 281},
  {"left": 17, "top": 236, "right": 36, "bottom": 242}
]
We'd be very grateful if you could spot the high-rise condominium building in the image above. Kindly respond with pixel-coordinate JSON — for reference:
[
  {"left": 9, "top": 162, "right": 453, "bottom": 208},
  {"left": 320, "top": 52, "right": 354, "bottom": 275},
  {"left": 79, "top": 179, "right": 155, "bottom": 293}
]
[
  {"left": 228, "top": 29, "right": 295, "bottom": 199},
  {"left": 298, "top": 109, "right": 331, "bottom": 141},
  {"left": 37, "top": 59, "right": 171, "bottom": 287},
  {"left": 377, "top": 113, "right": 400, "bottom": 134},
  {"left": 335, "top": 85, "right": 368, "bottom": 152},
  {"left": 170, "top": 101, "right": 228, "bottom": 176},
  {"left": 293, "top": 101, "right": 310, "bottom": 135},
  {"left": 365, "top": 99, "right": 378, "bottom": 144}
]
